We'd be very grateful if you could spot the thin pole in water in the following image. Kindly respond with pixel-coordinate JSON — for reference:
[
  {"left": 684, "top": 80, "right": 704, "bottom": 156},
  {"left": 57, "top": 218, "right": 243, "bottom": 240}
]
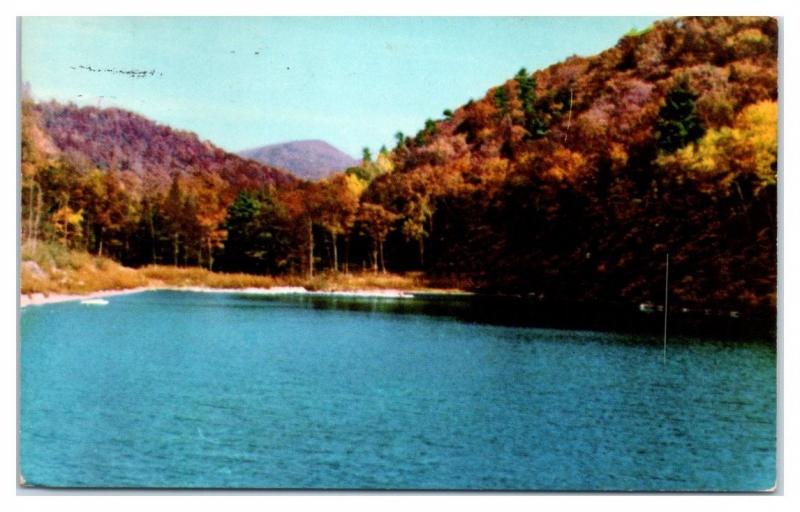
[{"left": 663, "top": 252, "right": 669, "bottom": 364}]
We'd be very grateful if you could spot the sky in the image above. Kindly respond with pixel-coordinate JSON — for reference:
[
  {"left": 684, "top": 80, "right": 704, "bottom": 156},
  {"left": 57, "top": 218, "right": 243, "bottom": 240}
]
[{"left": 21, "top": 16, "right": 665, "bottom": 158}]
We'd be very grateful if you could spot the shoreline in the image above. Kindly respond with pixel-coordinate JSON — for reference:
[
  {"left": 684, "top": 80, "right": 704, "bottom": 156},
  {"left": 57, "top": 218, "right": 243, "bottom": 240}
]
[
  {"left": 20, "top": 284, "right": 473, "bottom": 308},
  {"left": 20, "top": 287, "right": 157, "bottom": 308}
]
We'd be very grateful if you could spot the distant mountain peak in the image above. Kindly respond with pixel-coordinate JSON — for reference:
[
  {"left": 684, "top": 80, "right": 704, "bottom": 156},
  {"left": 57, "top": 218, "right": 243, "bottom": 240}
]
[{"left": 238, "top": 140, "right": 359, "bottom": 181}]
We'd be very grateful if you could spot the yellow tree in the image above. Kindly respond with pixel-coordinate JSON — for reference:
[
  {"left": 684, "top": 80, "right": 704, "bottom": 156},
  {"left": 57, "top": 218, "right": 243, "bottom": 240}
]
[
  {"left": 52, "top": 206, "right": 83, "bottom": 248},
  {"left": 357, "top": 203, "right": 399, "bottom": 273},
  {"left": 326, "top": 174, "right": 365, "bottom": 272},
  {"left": 657, "top": 100, "right": 777, "bottom": 197},
  {"left": 189, "top": 172, "right": 230, "bottom": 270}
]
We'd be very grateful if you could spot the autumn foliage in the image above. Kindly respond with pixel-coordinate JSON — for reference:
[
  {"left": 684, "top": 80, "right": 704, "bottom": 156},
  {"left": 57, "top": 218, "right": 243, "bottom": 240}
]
[{"left": 20, "top": 16, "right": 778, "bottom": 311}]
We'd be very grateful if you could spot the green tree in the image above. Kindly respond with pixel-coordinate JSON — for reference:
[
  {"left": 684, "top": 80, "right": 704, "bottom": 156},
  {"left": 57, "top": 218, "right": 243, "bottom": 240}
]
[
  {"left": 162, "top": 176, "right": 185, "bottom": 266},
  {"left": 494, "top": 86, "right": 509, "bottom": 116},
  {"left": 656, "top": 79, "right": 705, "bottom": 153},
  {"left": 515, "top": 67, "right": 547, "bottom": 138},
  {"left": 224, "top": 189, "right": 290, "bottom": 274},
  {"left": 414, "top": 119, "right": 438, "bottom": 146},
  {"left": 223, "top": 191, "right": 261, "bottom": 271}
]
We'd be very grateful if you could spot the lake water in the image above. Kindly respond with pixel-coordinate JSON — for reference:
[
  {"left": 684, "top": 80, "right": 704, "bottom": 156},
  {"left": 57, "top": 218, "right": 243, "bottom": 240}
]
[{"left": 19, "top": 290, "right": 776, "bottom": 490}]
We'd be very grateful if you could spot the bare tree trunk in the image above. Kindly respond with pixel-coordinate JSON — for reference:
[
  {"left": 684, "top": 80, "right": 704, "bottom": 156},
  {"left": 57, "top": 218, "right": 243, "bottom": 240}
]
[
  {"left": 426, "top": 214, "right": 434, "bottom": 266},
  {"left": 344, "top": 237, "right": 350, "bottom": 274},
  {"left": 32, "top": 183, "right": 42, "bottom": 250},
  {"left": 96, "top": 225, "right": 105, "bottom": 257},
  {"left": 26, "top": 179, "right": 34, "bottom": 242},
  {"left": 308, "top": 219, "right": 314, "bottom": 278},
  {"left": 207, "top": 237, "right": 213, "bottom": 271},
  {"left": 371, "top": 241, "right": 378, "bottom": 273},
  {"left": 332, "top": 232, "right": 338, "bottom": 273},
  {"left": 379, "top": 239, "right": 386, "bottom": 274},
  {"left": 173, "top": 233, "right": 179, "bottom": 266},
  {"left": 419, "top": 237, "right": 425, "bottom": 267},
  {"left": 148, "top": 206, "right": 156, "bottom": 263}
]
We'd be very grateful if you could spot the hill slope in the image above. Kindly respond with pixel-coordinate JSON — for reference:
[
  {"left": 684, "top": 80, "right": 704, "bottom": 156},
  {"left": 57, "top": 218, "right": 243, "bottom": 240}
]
[
  {"left": 31, "top": 101, "right": 296, "bottom": 191},
  {"left": 360, "top": 16, "right": 778, "bottom": 310},
  {"left": 239, "top": 140, "right": 358, "bottom": 181},
  {"left": 21, "top": 100, "right": 299, "bottom": 268}
]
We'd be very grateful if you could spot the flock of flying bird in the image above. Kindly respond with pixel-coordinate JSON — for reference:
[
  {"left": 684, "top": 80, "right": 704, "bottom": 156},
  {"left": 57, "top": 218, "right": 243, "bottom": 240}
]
[
  {"left": 69, "top": 65, "right": 163, "bottom": 78},
  {"left": 69, "top": 47, "right": 285, "bottom": 105},
  {"left": 70, "top": 47, "right": 269, "bottom": 80}
]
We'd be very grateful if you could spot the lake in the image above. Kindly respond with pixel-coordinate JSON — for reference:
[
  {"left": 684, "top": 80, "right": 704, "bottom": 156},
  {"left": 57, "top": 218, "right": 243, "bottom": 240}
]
[{"left": 19, "top": 290, "right": 776, "bottom": 490}]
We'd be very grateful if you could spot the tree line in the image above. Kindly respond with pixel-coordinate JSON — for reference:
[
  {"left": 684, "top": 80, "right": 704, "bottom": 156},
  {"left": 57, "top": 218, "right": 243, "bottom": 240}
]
[{"left": 21, "top": 16, "right": 778, "bottom": 311}]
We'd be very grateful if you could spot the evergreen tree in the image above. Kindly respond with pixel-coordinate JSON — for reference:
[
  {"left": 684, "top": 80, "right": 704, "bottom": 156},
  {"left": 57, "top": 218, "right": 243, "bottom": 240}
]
[
  {"left": 223, "top": 191, "right": 262, "bottom": 271},
  {"left": 394, "top": 131, "right": 405, "bottom": 149},
  {"left": 493, "top": 86, "right": 509, "bottom": 116},
  {"left": 515, "top": 67, "right": 547, "bottom": 138},
  {"left": 515, "top": 68, "right": 535, "bottom": 114},
  {"left": 223, "top": 189, "right": 289, "bottom": 274},
  {"left": 656, "top": 80, "right": 705, "bottom": 153}
]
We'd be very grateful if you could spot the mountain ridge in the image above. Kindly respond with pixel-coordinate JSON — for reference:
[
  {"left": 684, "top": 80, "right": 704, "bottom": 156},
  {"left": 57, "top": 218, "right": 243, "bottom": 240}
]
[
  {"left": 238, "top": 139, "right": 359, "bottom": 181},
  {"left": 30, "top": 100, "right": 297, "bottom": 192}
]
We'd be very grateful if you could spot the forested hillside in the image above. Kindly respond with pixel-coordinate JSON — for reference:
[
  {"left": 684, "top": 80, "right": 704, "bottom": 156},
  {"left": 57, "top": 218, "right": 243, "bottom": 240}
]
[
  {"left": 361, "top": 16, "right": 778, "bottom": 310},
  {"left": 22, "top": 101, "right": 298, "bottom": 269},
  {"left": 21, "top": 16, "right": 778, "bottom": 311},
  {"left": 33, "top": 101, "right": 296, "bottom": 190}
]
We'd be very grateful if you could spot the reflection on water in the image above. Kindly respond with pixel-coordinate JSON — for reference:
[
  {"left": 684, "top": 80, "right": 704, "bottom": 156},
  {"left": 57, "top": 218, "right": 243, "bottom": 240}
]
[{"left": 20, "top": 290, "right": 775, "bottom": 490}]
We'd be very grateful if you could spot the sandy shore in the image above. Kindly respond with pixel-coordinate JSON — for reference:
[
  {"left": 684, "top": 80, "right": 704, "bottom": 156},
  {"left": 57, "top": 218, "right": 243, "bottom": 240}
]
[{"left": 19, "top": 284, "right": 460, "bottom": 308}]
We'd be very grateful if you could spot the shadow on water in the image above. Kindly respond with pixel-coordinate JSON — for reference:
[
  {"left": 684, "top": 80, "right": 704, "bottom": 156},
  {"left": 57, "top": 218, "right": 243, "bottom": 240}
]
[{"left": 221, "top": 292, "right": 776, "bottom": 343}]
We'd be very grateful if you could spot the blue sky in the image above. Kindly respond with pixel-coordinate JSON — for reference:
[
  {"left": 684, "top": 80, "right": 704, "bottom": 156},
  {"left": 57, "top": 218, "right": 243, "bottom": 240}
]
[{"left": 21, "top": 17, "right": 664, "bottom": 157}]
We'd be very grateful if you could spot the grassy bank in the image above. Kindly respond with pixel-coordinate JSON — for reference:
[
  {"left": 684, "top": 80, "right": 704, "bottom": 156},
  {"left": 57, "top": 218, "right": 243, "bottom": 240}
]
[
  {"left": 21, "top": 242, "right": 148, "bottom": 295},
  {"left": 21, "top": 242, "right": 464, "bottom": 296},
  {"left": 139, "top": 265, "right": 439, "bottom": 292}
]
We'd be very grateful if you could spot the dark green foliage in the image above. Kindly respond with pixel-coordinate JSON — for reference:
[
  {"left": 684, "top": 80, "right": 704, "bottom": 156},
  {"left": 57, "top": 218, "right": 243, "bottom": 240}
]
[
  {"left": 515, "top": 68, "right": 535, "bottom": 114},
  {"left": 656, "top": 80, "right": 705, "bottom": 153},
  {"left": 345, "top": 166, "right": 372, "bottom": 182},
  {"left": 493, "top": 87, "right": 509, "bottom": 116},
  {"left": 415, "top": 119, "right": 438, "bottom": 145},
  {"left": 515, "top": 67, "right": 548, "bottom": 138},
  {"left": 223, "top": 189, "right": 291, "bottom": 274}
]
